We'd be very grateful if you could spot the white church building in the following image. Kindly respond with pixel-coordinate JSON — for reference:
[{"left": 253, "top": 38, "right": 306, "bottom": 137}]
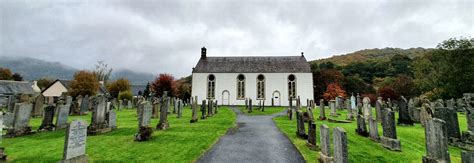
[{"left": 191, "top": 47, "right": 313, "bottom": 106}]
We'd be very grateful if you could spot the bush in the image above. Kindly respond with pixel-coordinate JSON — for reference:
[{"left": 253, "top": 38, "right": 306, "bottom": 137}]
[
  {"left": 323, "top": 83, "right": 346, "bottom": 101},
  {"left": 107, "top": 78, "right": 131, "bottom": 98},
  {"left": 118, "top": 91, "right": 133, "bottom": 101},
  {"left": 378, "top": 86, "right": 398, "bottom": 101}
]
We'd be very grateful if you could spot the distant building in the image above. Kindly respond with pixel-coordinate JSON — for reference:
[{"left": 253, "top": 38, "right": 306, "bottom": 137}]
[
  {"left": 191, "top": 47, "right": 313, "bottom": 106},
  {"left": 0, "top": 80, "right": 38, "bottom": 109},
  {"left": 42, "top": 79, "right": 109, "bottom": 97}
]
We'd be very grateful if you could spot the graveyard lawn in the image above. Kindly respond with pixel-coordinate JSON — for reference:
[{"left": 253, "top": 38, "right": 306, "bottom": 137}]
[
  {"left": 3, "top": 106, "right": 236, "bottom": 162},
  {"left": 273, "top": 107, "right": 467, "bottom": 163},
  {"left": 238, "top": 106, "right": 286, "bottom": 116}
]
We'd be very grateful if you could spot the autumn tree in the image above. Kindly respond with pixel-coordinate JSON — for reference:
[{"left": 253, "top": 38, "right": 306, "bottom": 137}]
[
  {"left": 175, "top": 80, "right": 192, "bottom": 101},
  {"left": 378, "top": 86, "right": 398, "bottom": 101},
  {"left": 69, "top": 71, "right": 99, "bottom": 97},
  {"left": 107, "top": 78, "right": 131, "bottom": 98},
  {"left": 152, "top": 73, "right": 177, "bottom": 97},
  {"left": 37, "top": 78, "right": 54, "bottom": 91},
  {"left": 0, "top": 68, "right": 13, "bottom": 80},
  {"left": 323, "top": 83, "right": 346, "bottom": 101}
]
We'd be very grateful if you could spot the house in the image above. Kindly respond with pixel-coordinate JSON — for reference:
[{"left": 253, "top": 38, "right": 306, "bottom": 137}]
[
  {"left": 42, "top": 79, "right": 109, "bottom": 97},
  {"left": 191, "top": 47, "right": 313, "bottom": 106},
  {"left": 0, "top": 80, "right": 37, "bottom": 109}
]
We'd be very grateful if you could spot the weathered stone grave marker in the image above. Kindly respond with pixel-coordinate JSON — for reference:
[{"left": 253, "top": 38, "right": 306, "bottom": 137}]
[
  {"left": 32, "top": 95, "right": 44, "bottom": 117},
  {"left": 307, "top": 120, "right": 318, "bottom": 150},
  {"left": 39, "top": 105, "right": 56, "bottom": 131},
  {"left": 296, "top": 111, "right": 308, "bottom": 139},
  {"left": 201, "top": 100, "right": 207, "bottom": 119},
  {"left": 333, "top": 127, "right": 348, "bottom": 163},
  {"left": 319, "top": 124, "right": 333, "bottom": 163},
  {"left": 157, "top": 92, "right": 170, "bottom": 130},
  {"left": 135, "top": 101, "right": 153, "bottom": 141},
  {"left": 61, "top": 120, "right": 88, "bottom": 162},
  {"left": 369, "top": 118, "right": 380, "bottom": 141},
  {"left": 6, "top": 103, "right": 33, "bottom": 137},
  {"left": 87, "top": 96, "right": 110, "bottom": 135},
  {"left": 190, "top": 96, "right": 198, "bottom": 123},
  {"left": 398, "top": 96, "right": 414, "bottom": 126},
  {"left": 381, "top": 108, "right": 401, "bottom": 151},
  {"left": 319, "top": 99, "right": 326, "bottom": 120},
  {"left": 422, "top": 118, "right": 450, "bottom": 163}
]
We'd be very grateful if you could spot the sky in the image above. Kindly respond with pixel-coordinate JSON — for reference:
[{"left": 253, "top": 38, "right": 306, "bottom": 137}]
[{"left": 1, "top": 0, "right": 473, "bottom": 78}]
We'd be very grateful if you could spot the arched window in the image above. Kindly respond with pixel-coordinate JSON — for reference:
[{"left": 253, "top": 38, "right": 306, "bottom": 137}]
[
  {"left": 288, "top": 74, "right": 296, "bottom": 99},
  {"left": 257, "top": 74, "right": 265, "bottom": 99},
  {"left": 237, "top": 74, "right": 245, "bottom": 99},
  {"left": 207, "top": 74, "right": 215, "bottom": 99}
]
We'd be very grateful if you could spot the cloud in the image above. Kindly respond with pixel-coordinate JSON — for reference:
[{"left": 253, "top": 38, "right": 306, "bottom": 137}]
[{"left": 1, "top": 0, "right": 472, "bottom": 78}]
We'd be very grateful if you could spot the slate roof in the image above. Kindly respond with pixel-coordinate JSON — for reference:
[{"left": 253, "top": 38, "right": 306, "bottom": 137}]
[
  {"left": 193, "top": 56, "right": 311, "bottom": 73},
  {"left": 0, "top": 80, "right": 35, "bottom": 95}
]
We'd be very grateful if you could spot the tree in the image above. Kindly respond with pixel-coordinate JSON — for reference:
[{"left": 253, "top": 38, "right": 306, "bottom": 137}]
[
  {"left": 391, "top": 75, "right": 415, "bottom": 98},
  {"left": 319, "top": 61, "right": 335, "bottom": 69},
  {"left": 386, "top": 54, "right": 413, "bottom": 76},
  {"left": 176, "top": 80, "right": 191, "bottom": 101},
  {"left": 118, "top": 91, "right": 133, "bottom": 101},
  {"left": 323, "top": 83, "right": 346, "bottom": 101},
  {"left": 436, "top": 37, "right": 474, "bottom": 50},
  {"left": 378, "top": 86, "right": 398, "bottom": 101},
  {"left": 152, "top": 73, "right": 177, "bottom": 97},
  {"left": 93, "top": 61, "right": 113, "bottom": 84},
  {"left": 344, "top": 75, "right": 374, "bottom": 94},
  {"left": 69, "top": 71, "right": 99, "bottom": 97},
  {"left": 0, "top": 68, "right": 13, "bottom": 80},
  {"left": 37, "top": 78, "right": 54, "bottom": 91},
  {"left": 107, "top": 78, "right": 131, "bottom": 98},
  {"left": 12, "top": 73, "right": 23, "bottom": 81}
]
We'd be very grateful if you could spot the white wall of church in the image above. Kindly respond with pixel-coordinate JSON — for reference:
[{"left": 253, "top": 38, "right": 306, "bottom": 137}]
[{"left": 191, "top": 73, "right": 313, "bottom": 106}]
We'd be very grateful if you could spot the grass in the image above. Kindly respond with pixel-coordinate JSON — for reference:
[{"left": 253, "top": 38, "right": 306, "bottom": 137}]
[
  {"left": 273, "top": 107, "right": 467, "bottom": 163},
  {"left": 238, "top": 106, "right": 287, "bottom": 116},
  {"left": 3, "top": 106, "right": 236, "bottom": 162}
]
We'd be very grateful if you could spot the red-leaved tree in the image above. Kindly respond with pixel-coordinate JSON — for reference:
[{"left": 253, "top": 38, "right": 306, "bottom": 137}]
[
  {"left": 323, "top": 83, "right": 346, "bottom": 101},
  {"left": 378, "top": 86, "right": 399, "bottom": 101},
  {"left": 152, "top": 73, "right": 177, "bottom": 97}
]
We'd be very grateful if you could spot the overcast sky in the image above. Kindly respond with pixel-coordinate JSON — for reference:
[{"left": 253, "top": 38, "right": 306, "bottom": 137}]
[{"left": 1, "top": 0, "right": 473, "bottom": 78}]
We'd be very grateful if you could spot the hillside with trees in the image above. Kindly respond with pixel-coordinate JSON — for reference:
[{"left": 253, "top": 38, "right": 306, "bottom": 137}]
[{"left": 309, "top": 37, "right": 474, "bottom": 101}]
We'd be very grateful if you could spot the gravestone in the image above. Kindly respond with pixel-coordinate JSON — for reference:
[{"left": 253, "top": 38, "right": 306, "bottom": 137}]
[
  {"left": 288, "top": 98, "right": 293, "bottom": 120},
  {"left": 333, "top": 127, "right": 348, "bottom": 163},
  {"left": 245, "top": 98, "right": 248, "bottom": 110},
  {"left": 6, "top": 103, "right": 33, "bottom": 137},
  {"left": 201, "top": 100, "right": 207, "bottom": 119},
  {"left": 369, "top": 118, "right": 380, "bottom": 141},
  {"left": 432, "top": 107, "right": 461, "bottom": 143},
  {"left": 420, "top": 103, "right": 433, "bottom": 127},
  {"left": 461, "top": 106, "right": 474, "bottom": 148},
  {"left": 350, "top": 94, "right": 356, "bottom": 111},
  {"left": 171, "top": 97, "right": 176, "bottom": 114},
  {"left": 319, "top": 99, "right": 326, "bottom": 120},
  {"left": 157, "top": 93, "right": 170, "bottom": 130},
  {"left": 108, "top": 110, "right": 117, "bottom": 129},
  {"left": 319, "top": 124, "right": 333, "bottom": 163},
  {"left": 306, "top": 107, "right": 315, "bottom": 122},
  {"left": 135, "top": 101, "right": 153, "bottom": 141},
  {"left": 56, "top": 103, "right": 70, "bottom": 130},
  {"left": 357, "top": 93, "right": 362, "bottom": 113},
  {"left": 3, "top": 112, "right": 13, "bottom": 129},
  {"left": 462, "top": 151, "right": 474, "bottom": 163},
  {"left": 87, "top": 96, "right": 110, "bottom": 135},
  {"left": 0, "top": 112, "right": 5, "bottom": 160},
  {"left": 74, "top": 95, "right": 83, "bottom": 115},
  {"left": 32, "top": 95, "right": 44, "bottom": 117},
  {"left": 398, "top": 96, "right": 414, "bottom": 126},
  {"left": 330, "top": 100, "right": 338, "bottom": 117},
  {"left": 80, "top": 95, "right": 89, "bottom": 114},
  {"left": 127, "top": 100, "right": 132, "bottom": 109},
  {"left": 422, "top": 118, "right": 450, "bottom": 163},
  {"left": 214, "top": 100, "right": 219, "bottom": 114},
  {"left": 376, "top": 97, "right": 383, "bottom": 122},
  {"left": 152, "top": 99, "right": 159, "bottom": 118},
  {"left": 62, "top": 120, "right": 88, "bottom": 162},
  {"left": 296, "top": 112, "right": 308, "bottom": 139},
  {"left": 381, "top": 108, "right": 401, "bottom": 151},
  {"left": 177, "top": 100, "right": 183, "bottom": 118},
  {"left": 355, "top": 114, "right": 369, "bottom": 137},
  {"left": 39, "top": 105, "right": 56, "bottom": 131},
  {"left": 363, "top": 97, "right": 371, "bottom": 121},
  {"left": 207, "top": 100, "right": 213, "bottom": 117},
  {"left": 307, "top": 120, "right": 317, "bottom": 150},
  {"left": 248, "top": 99, "right": 253, "bottom": 114},
  {"left": 118, "top": 99, "right": 123, "bottom": 110},
  {"left": 190, "top": 96, "right": 198, "bottom": 123}
]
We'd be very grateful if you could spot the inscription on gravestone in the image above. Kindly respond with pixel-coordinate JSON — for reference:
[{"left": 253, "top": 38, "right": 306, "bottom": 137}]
[{"left": 63, "top": 120, "right": 87, "bottom": 161}]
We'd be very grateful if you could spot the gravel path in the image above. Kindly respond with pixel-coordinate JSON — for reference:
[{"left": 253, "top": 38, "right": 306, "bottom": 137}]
[{"left": 197, "top": 106, "right": 305, "bottom": 163}]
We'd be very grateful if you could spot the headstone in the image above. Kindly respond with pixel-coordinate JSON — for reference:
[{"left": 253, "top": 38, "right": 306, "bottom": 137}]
[
  {"left": 462, "top": 151, "right": 474, "bottom": 163},
  {"left": 248, "top": 99, "right": 253, "bottom": 113},
  {"left": 190, "top": 96, "right": 198, "bottom": 123},
  {"left": 127, "top": 100, "right": 132, "bottom": 109},
  {"left": 56, "top": 104, "right": 70, "bottom": 130},
  {"left": 350, "top": 94, "right": 356, "bottom": 111},
  {"left": 201, "top": 100, "right": 207, "bottom": 119},
  {"left": 0, "top": 112, "right": 5, "bottom": 160},
  {"left": 118, "top": 99, "right": 123, "bottom": 110},
  {"left": 288, "top": 98, "right": 293, "bottom": 120},
  {"left": 330, "top": 100, "right": 338, "bottom": 117},
  {"left": 207, "top": 100, "right": 213, "bottom": 117},
  {"left": 214, "top": 100, "right": 219, "bottom": 114},
  {"left": 74, "top": 95, "right": 83, "bottom": 115},
  {"left": 355, "top": 114, "right": 369, "bottom": 137},
  {"left": 333, "top": 127, "right": 348, "bottom": 163},
  {"left": 32, "top": 95, "right": 44, "bottom": 117},
  {"left": 319, "top": 124, "right": 333, "bottom": 163},
  {"left": 422, "top": 118, "right": 450, "bottom": 163},
  {"left": 108, "top": 110, "right": 117, "bottom": 129},
  {"left": 172, "top": 97, "right": 176, "bottom": 114},
  {"left": 87, "top": 96, "right": 110, "bottom": 135},
  {"left": 135, "top": 101, "right": 153, "bottom": 141},
  {"left": 363, "top": 97, "right": 371, "bottom": 121},
  {"left": 319, "top": 99, "right": 326, "bottom": 120},
  {"left": 61, "top": 120, "right": 88, "bottom": 162},
  {"left": 461, "top": 106, "right": 474, "bottom": 148},
  {"left": 3, "top": 112, "right": 13, "bottom": 129},
  {"left": 306, "top": 120, "right": 318, "bottom": 150},
  {"left": 375, "top": 97, "right": 383, "bottom": 122},
  {"left": 296, "top": 112, "right": 308, "bottom": 139},
  {"left": 80, "top": 95, "right": 89, "bottom": 114},
  {"left": 346, "top": 100, "right": 354, "bottom": 121},
  {"left": 380, "top": 108, "right": 401, "bottom": 151},
  {"left": 39, "top": 106, "right": 56, "bottom": 131},
  {"left": 177, "top": 99, "right": 183, "bottom": 118},
  {"left": 156, "top": 93, "right": 170, "bottom": 130},
  {"left": 152, "top": 99, "right": 159, "bottom": 118},
  {"left": 420, "top": 103, "right": 433, "bottom": 127},
  {"left": 398, "top": 96, "right": 414, "bottom": 126},
  {"left": 369, "top": 118, "right": 380, "bottom": 141},
  {"left": 432, "top": 107, "right": 461, "bottom": 143},
  {"left": 6, "top": 103, "right": 33, "bottom": 137},
  {"left": 307, "top": 107, "right": 315, "bottom": 121}
]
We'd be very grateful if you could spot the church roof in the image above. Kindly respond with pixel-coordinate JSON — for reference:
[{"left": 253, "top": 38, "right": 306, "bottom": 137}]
[{"left": 193, "top": 56, "right": 311, "bottom": 73}]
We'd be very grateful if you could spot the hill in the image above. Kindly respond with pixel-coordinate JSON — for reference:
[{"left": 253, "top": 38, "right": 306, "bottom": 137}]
[
  {"left": 310, "top": 47, "right": 433, "bottom": 66},
  {"left": 0, "top": 56, "right": 155, "bottom": 85}
]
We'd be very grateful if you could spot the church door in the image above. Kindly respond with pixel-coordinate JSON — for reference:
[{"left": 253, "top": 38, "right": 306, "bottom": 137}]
[
  {"left": 272, "top": 91, "right": 281, "bottom": 106},
  {"left": 222, "top": 90, "right": 230, "bottom": 106}
]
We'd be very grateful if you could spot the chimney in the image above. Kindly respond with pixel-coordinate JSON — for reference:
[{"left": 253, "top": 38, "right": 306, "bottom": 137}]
[{"left": 201, "top": 47, "right": 207, "bottom": 59}]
